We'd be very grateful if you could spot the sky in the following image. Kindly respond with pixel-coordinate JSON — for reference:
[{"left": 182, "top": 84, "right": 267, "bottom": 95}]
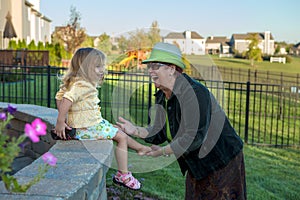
[{"left": 40, "top": 0, "right": 300, "bottom": 43}]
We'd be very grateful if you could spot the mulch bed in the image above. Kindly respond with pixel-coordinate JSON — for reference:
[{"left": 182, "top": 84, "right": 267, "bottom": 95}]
[{"left": 107, "top": 185, "right": 161, "bottom": 200}]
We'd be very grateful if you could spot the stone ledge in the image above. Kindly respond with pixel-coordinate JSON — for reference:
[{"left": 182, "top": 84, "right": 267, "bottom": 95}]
[{"left": 0, "top": 103, "right": 114, "bottom": 200}]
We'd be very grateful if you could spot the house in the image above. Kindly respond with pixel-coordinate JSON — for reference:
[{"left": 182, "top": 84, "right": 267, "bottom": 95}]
[
  {"left": 290, "top": 42, "right": 300, "bottom": 56},
  {"left": 0, "top": 0, "right": 51, "bottom": 49},
  {"left": 163, "top": 30, "right": 205, "bottom": 55},
  {"left": 229, "top": 31, "right": 275, "bottom": 55},
  {"left": 91, "top": 36, "right": 100, "bottom": 47},
  {"left": 220, "top": 41, "right": 231, "bottom": 54},
  {"left": 205, "top": 36, "right": 229, "bottom": 54}
]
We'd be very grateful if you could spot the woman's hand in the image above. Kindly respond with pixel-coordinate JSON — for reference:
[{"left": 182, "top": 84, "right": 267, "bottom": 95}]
[
  {"left": 146, "top": 145, "right": 163, "bottom": 157},
  {"left": 146, "top": 145, "right": 172, "bottom": 157},
  {"left": 116, "top": 117, "right": 138, "bottom": 136}
]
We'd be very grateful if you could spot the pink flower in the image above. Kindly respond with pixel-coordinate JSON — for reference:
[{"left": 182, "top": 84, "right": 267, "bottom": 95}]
[
  {"left": 31, "top": 118, "right": 47, "bottom": 136},
  {"left": 24, "top": 123, "right": 40, "bottom": 143},
  {"left": 42, "top": 152, "right": 57, "bottom": 166},
  {"left": 0, "top": 112, "right": 6, "bottom": 121}
]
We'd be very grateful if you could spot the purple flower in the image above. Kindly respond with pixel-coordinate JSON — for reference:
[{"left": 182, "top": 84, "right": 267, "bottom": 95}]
[
  {"left": 31, "top": 118, "right": 47, "bottom": 136},
  {"left": 24, "top": 123, "right": 40, "bottom": 143},
  {"left": 6, "top": 123, "right": 12, "bottom": 129},
  {"left": 0, "top": 112, "right": 7, "bottom": 121},
  {"left": 18, "top": 141, "right": 30, "bottom": 152},
  {"left": 7, "top": 104, "right": 17, "bottom": 115},
  {"left": 42, "top": 152, "right": 57, "bottom": 166}
]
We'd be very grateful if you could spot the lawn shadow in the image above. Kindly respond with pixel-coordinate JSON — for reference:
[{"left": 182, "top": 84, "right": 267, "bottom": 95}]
[{"left": 217, "top": 58, "right": 251, "bottom": 67}]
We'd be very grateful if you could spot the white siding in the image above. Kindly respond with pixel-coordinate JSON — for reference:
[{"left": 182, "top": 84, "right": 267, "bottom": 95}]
[
  {"left": 0, "top": 0, "right": 51, "bottom": 49},
  {"left": 164, "top": 37, "right": 205, "bottom": 55}
]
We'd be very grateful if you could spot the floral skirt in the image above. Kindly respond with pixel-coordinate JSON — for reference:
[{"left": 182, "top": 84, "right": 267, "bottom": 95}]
[
  {"left": 185, "top": 151, "right": 247, "bottom": 200},
  {"left": 75, "top": 119, "right": 118, "bottom": 140}
]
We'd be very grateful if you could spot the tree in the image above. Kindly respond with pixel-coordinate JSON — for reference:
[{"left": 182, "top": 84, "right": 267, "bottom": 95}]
[
  {"left": 113, "top": 21, "right": 161, "bottom": 53},
  {"left": 96, "top": 33, "right": 112, "bottom": 55},
  {"left": 37, "top": 41, "right": 45, "bottom": 50},
  {"left": 28, "top": 40, "right": 36, "bottom": 50},
  {"left": 8, "top": 40, "right": 17, "bottom": 49},
  {"left": 275, "top": 44, "right": 281, "bottom": 55},
  {"left": 127, "top": 29, "right": 151, "bottom": 50},
  {"left": 117, "top": 35, "right": 129, "bottom": 53},
  {"left": 243, "top": 33, "right": 262, "bottom": 67},
  {"left": 80, "top": 35, "right": 94, "bottom": 48},
  {"left": 148, "top": 20, "right": 161, "bottom": 46},
  {"left": 45, "top": 42, "right": 67, "bottom": 66},
  {"left": 16, "top": 39, "right": 27, "bottom": 49},
  {"left": 52, "top": 6, "right": 86, "bottom": 55}
]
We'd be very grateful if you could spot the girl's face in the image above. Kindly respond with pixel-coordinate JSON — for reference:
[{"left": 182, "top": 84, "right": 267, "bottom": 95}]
[{"left": 94, "top": 65, "right": 105, "bottom": 81}]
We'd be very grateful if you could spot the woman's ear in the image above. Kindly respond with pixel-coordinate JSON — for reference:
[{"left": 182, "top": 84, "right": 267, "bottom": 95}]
[{"left": 169, "top": 65, "right": 176, "bottom": 75}]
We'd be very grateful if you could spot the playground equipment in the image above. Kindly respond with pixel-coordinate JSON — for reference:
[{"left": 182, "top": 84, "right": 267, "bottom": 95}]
[
  {"left": 112, "top": 48, "right": 151, "bottom": 70},
  {"left": 110, "top": 47, "right": 193, "bottom": 73}
]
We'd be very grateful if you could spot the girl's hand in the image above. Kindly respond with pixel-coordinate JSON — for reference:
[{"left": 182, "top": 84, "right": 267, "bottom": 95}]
[
  {"left": 54, "top": 120, "right": 67, "bottom": 139},
  {"left": 54, "top": 97, "right": 72, "bottom": 139},
  {"left": 116, "top": 117, "right": 137, "bottom": 136}
]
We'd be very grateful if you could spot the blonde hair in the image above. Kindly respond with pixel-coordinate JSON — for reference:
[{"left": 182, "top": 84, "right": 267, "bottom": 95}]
[{"left": 60, "top": 47, "right": 106, "bottom": 90}]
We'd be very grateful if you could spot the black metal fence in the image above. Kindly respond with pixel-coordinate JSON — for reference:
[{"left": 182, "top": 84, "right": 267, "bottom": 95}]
[{"left": 1, "top": 65, "right": 299, "bottom": 147}]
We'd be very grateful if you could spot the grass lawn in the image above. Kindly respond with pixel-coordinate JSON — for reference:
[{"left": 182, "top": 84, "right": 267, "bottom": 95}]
[
  {"left": 186, "top": 55, "right": 300, "bottom": 74},
  {"left": 106, "top": 145, "right": 300, "bottom": 200}
]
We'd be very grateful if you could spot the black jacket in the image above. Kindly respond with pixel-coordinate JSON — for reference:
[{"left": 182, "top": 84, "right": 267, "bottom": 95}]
[{"left": 145, "top": 73, "right": 243, "bottom": 180}]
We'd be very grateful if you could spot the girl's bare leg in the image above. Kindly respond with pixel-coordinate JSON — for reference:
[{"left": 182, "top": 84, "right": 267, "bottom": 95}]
[
  {"left": 127, "top": 136, "right": 151, "bottom": 155},
  {"left": 112, "top": 130, "right": 152, "bottom": 173},
  {"left": 112, "top": 131, "right": 128, "bottom": 173}
]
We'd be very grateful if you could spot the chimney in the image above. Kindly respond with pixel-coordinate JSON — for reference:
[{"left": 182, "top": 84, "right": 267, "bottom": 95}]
[
  {"left": 264, "top": 31, "right": 271, "bottom": 54},
  {"left": 185, "top": 31, "right": 191, "bottom": 39},
  {"left": 264, "top": 31, "right": 270, "bottom": 40}
]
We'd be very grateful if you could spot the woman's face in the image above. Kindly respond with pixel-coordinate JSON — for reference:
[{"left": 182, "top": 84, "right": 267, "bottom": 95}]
[{"left": 147, "top": 62, "right": 174, "bottom": 89}]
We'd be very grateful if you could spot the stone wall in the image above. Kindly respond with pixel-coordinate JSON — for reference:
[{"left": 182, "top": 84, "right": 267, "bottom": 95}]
[{"left": 0, "top": 103, "right": 113, "bottom": 200}]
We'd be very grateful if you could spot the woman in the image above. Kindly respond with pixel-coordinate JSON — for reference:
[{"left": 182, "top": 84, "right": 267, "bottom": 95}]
[{"left": 116, "top": 42, "right": 246, "bottom": 199}]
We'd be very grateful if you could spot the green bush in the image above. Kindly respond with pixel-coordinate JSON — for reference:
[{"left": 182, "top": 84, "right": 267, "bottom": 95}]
[
  {"left": 234, "top": 53, "right": 246, "bottom": 59},
  {"left": 0, "top": 69, "right": 24, "bottom": 82}
]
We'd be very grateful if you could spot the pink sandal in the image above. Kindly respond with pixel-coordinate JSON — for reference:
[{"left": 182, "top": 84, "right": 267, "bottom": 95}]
[{"left": 113, "top": 171, "right": 141, "bottom": 190}]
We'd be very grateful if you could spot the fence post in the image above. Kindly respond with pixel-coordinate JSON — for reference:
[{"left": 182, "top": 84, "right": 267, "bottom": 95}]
[
  {"left": 147, "top": 82, "right": 152, "bottom": 125},
  {"left": 47, "top": 65, "right": 51, "bottom": 108},
  {"left": 247, "top": 69, "right": 250, "bottom": 82},
  {"left": 244, "top": 81, "right": 250, "bottom": 144},
  {"left": 22, "top": 66, "right": 27, "bottom": 103}
]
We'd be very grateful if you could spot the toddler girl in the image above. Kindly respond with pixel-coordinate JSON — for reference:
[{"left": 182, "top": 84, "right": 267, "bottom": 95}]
[{"left": 54, "top": 47, "right": 151, "bottom": 190}]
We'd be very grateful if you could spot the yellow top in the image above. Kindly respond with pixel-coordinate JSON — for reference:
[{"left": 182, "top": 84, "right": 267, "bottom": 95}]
[{"left": 55, "top": 78, "right": 102, "bottom": 128}]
